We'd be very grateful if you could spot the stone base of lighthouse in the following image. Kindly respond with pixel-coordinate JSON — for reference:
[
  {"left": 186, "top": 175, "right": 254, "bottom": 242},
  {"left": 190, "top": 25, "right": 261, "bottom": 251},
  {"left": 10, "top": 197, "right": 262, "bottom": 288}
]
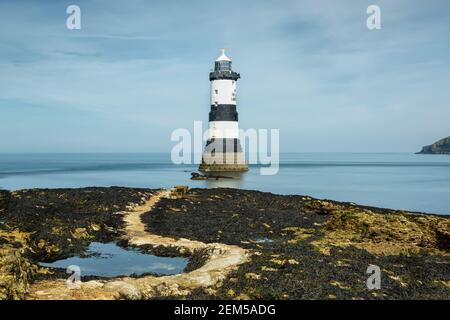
[{"left": 199, "top": 138, "right": 248, "bottom": 172}]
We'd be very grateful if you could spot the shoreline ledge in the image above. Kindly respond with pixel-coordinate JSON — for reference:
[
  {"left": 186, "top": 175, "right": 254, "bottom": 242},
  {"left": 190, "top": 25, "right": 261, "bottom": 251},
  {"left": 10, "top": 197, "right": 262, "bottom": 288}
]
[{"left": 0, "top": 187, "right": 449, "bottom": 300}]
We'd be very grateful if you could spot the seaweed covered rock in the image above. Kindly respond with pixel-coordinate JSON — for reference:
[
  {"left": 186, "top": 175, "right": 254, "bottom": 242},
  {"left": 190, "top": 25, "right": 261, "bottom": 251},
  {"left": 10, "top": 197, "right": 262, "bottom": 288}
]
[
  {"left": 0, "top": 189, "right": 10, "bottom": 215},
  {"left": 142, "top": 188, "right": 318, "bottom": 246},
  {"left": 4, "top": 187, "right": 154, "bottom": 261},
  {"left": 316, "top": 203, "right": 450, "bottom": 255},
  {"left": 1, "top": 186, "right": 449, "bottom": 300},
  {"left": 0, "top": 246, "right": 32, "bottom": 300},
  {"left": 142, "top": 188, "right": 450, "bottom": 300},
  {"left": 0, "top": 227, "right": 33, "bottom": 300},
  {"left": 1, "top": 189, "right": 33, "bottom": 299}
]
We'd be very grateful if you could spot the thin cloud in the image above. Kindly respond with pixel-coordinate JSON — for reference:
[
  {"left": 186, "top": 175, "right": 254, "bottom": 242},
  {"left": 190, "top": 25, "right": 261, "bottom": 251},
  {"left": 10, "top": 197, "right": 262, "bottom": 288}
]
[
  {"left": 49, "top": 33, "right": 160, "bottom": 40},
  {"left": 0, "top": 0, "right": 449, "bottom": 152}
]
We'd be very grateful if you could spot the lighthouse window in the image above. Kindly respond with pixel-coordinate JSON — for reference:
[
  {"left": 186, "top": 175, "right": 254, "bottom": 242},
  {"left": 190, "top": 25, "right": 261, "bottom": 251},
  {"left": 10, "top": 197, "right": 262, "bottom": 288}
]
[
  {"left": 215, "top": 61, "right": 231, "bottom": 71},
  {"left": 215, "top": 89, "right": 218, "bottom": 94}
]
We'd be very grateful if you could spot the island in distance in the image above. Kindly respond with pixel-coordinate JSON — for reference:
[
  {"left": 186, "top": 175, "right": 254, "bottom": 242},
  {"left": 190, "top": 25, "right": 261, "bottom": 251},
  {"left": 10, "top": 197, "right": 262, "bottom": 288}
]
[{"left": 417, "top": 136, "right": 450, "bottom": 154}]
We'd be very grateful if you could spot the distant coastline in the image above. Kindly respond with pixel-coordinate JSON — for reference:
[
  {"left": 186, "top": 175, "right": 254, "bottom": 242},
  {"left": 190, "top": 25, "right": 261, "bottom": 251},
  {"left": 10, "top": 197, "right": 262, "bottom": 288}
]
[{"left": 417, "top": 136, "right": 450, "bottom": 154}]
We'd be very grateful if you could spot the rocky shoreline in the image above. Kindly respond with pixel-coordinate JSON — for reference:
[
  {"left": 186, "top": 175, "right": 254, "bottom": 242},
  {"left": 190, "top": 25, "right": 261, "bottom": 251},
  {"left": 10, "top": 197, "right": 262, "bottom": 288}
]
[{"left": 0, "top": 187, "right": 449, "bottom": 300}]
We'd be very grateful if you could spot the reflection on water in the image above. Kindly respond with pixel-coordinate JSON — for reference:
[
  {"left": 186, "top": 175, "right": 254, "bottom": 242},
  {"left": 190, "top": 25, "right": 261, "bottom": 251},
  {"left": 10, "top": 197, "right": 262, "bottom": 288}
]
[
  {"left": 39, "top": 242, "right": 188, "bottom": 277},
  {"left": 252, "top": 237, "right": 274, "bottom": 243},
  {"left": 204, "top": 172, "right": 245, "bottom": 189}
]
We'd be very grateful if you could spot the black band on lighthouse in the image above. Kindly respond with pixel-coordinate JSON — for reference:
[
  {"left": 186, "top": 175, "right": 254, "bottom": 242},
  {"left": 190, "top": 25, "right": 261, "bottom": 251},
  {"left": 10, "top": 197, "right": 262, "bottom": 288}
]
[
  {"left": 209, "top": 70, "right": 240, "bottom": 81},
  {"left": 209, "top": 105, "right": 238, "bottom": 121}
]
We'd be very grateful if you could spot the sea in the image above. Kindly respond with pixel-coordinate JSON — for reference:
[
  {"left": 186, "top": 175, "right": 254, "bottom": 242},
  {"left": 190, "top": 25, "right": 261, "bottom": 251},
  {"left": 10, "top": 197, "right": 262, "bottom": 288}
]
[{"left": 0, "top": 153, "right": 449, "bottom": 215}]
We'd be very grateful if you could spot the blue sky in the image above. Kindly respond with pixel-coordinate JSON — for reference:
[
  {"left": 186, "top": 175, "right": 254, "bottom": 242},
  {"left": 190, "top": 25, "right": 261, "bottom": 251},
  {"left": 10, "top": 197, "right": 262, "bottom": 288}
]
[{"left": 0, "top": 0, "right": 449, "bottom": 152}]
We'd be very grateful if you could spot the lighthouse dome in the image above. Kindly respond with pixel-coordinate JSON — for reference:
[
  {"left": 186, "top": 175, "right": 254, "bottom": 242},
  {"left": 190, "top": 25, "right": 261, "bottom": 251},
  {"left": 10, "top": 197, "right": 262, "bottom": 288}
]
[{"left": 216, "top": 49, "right": 231, "bottom": 62}]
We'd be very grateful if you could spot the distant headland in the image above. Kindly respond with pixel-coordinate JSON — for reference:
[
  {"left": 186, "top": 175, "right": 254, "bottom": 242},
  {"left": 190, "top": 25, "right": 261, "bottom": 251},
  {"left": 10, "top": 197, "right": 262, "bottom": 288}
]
[
  {"left": 416, "top": 136, "right": 450, "bottom": 154},
  {"left": 1, "top": 187, "right": 449, "bottom": 300}
]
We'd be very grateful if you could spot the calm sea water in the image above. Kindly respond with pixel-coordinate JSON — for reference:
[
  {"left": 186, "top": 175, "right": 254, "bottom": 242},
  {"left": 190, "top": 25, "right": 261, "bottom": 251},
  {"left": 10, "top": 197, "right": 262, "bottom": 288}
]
[{"left": 0, "top": 153, "right": 449, "bottom": 215}]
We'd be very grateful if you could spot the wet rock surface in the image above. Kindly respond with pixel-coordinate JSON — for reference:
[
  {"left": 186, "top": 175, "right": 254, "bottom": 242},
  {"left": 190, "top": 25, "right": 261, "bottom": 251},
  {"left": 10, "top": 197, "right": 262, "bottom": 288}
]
[
  {"left": 0, "top": 187, "right": 449, "bottom": 300},
  {"left": 24, "top": 189, "right": 249, "bottom": 300},
  {"left": 0, "top": 187, "right": 154, "bottom": 299},
  {"left": 3, "top": 187, "right": 154, "bottom": 261},
  {"left": 143, "top": 188, "right": 450, "bottom": 300}
]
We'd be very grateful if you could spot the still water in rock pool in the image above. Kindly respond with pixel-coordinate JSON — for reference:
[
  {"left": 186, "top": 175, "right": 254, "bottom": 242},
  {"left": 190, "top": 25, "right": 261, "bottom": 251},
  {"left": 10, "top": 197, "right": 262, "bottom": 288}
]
[{"left": 39, "top": 242, "right": 188, "bottom": 277}]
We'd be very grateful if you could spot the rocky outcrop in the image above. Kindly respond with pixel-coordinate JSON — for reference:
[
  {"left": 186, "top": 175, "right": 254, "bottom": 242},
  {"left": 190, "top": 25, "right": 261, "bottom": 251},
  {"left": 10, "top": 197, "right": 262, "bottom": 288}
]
[
  {"left": 26, "top": 189, "right": 249, "bottom": 300},
  {"left": 0, "top": 246, "right": 33, "bottom": 300},
  {"left": 417, "top": 136, "right": 450, "bottom": 154},
  {"left": 142, "top": 188, "right": 450, "bottom": 300},
  {"left": 1, "top": 187, "right": 449, "bottom": 300},
  {"left": 3, "top": 187, "right": 154, "bottom": 261},
  {"left": 0, "top": 190, "right": 33, "bottom": 299},
  {"left": 0, "top": 187, "right": 155, "bottom": 300}
]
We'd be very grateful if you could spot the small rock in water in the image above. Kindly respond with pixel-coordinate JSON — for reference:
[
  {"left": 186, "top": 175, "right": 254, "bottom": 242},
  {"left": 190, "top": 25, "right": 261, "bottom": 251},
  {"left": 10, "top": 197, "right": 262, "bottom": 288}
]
[{"left": 190, "top": 172, "right": 233, "bottom": 180}]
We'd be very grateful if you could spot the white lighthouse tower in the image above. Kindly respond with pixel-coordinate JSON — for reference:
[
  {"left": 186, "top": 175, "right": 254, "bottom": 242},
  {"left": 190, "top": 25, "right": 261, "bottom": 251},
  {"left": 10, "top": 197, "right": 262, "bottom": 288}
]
[{"left": 199, "top": 49, "right": 248, "bottom": 172}]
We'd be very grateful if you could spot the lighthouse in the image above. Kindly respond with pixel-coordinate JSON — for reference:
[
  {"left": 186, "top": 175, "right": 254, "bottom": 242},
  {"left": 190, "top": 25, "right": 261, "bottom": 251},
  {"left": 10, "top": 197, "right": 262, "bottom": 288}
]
[{"left": 199, "top": 49, "right": 248, "bottom": 172}]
